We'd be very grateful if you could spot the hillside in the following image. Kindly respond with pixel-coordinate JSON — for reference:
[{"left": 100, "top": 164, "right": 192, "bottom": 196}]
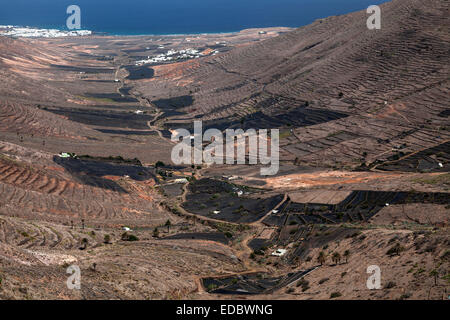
[
  {"left": 0, "top": 0, "right": 448, "bottom": 300},
  {"left": 136, "top": 0, "right": 449, "bottom": 169}
]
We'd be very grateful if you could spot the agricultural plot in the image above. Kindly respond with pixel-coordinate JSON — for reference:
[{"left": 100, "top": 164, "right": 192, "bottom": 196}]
[
  {"left": 47, "top": 107, "right": 152, "bottom": 129},
  {"left": 264, "top": 190, "right": 450, "bottom": 227},
  {"left": 183, "top": 178, "right": 284, "bottom": 223},
  {"left": 124, "top": 65, "right": 155, "bottom": 80},
  {"left": 153, "top": 95, "right": 194, "bottom": 118},
  {"left": 54, "top": 156, "right": 154, "bottom": 192},
  {"left": 375, "top": 141, "right": 450, "bottom": 172},
  {"left": 202, "top": 268, "right": 316, "bottom": 295},
  {"left": 160, "top": 232, "right": 230, "bottom": 245}
]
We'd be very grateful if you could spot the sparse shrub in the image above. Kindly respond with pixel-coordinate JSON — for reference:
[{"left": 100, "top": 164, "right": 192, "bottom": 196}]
[
  {"left": 319, "top": 277, "right": 329, "bottom": 284},
  {"left": 121, "top": 232, "right": 139, "bottom": 241},
  {"left": 415, "top": 267, "right": 425, "bottom": 275},
  {"left": 18, "top": 287, "right": 27, "bottom": 294},
  {"left": 286, "top": 287, "right": 295, "bottom": 294},
  {"left": 155, "top": 161, "right": 165, "bottom": 168},
  {"left": 399, "top": 292, "right": 411, "bottom": 300},
  {"left": 296, "top": 279, "right": 310, "bottom": 292},
  {"left": 20, "top": 231, "right": 29, "bottom": 237},
  {"left": 254, "top": 249, "right": 265, "bottom": 256},
  {"left": 384, "top": 281, "right": 396, "bottom": 289},
  {"left": 442, "top": 274, "right": 450, "bottom": 284},
  {"left": 388, "top": 236, "right": 399, "bottom": 244},
  {"left": 386, "top": 243, "right": 405, "bottom": 256},
  {"left": 330, "top": 292, "right": 342, "bottom": 299},
  {"left": 440, "top": 250, "right": 450, "bottom": 261},
  {"left": 103, "top": 234, "right": 111, "bottom": 244}
]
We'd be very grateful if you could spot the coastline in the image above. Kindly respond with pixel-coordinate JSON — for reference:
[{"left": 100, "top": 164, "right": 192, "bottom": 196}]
[{"left": 0, "top": 25, "right": 293, "bottom": 39}]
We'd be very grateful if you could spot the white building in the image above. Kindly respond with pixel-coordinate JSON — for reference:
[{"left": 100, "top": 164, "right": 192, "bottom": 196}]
[{"left": 271, "top": 249, "right": 287, "bottom": 257}]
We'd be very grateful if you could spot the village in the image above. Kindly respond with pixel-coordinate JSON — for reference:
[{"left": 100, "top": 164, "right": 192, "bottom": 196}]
[
  {"left": 135, "top": 47, "right": 219, "bottom": 65},
  {"left": 0, "top": 25, "right": 92, "bottom": 38}
]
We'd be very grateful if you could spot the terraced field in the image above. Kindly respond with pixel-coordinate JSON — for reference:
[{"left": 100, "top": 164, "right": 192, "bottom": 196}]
[
  {"left": 374, "top": 141, "right": 450, "bottom": 172},
  {"left": 0, "top": 101, "right": 99, "bottom": 139},
  {"left": 202, "top": 268, "right": 316, "bottom": 295},
  {"left": 263, "top": 190, "right": 450, "bottom": 227},
  {"left": 0, "top": 143, "right": 166, "bottom": 226},
  {"left": 182, "top": 178, "right": 284, "bottom": 223}
]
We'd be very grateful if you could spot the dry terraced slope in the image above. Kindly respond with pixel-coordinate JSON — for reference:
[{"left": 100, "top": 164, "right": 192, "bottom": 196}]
[{"left": 137, "top": 0, "right": 450, "bottom": 168}]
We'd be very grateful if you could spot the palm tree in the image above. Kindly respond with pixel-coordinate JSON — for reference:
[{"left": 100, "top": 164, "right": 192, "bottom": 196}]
[
  {"left": 429, "top": 269, "right": 438, "bottom": 286},
  {"left": 343, "top": 250, "right": 350, "bottom": 263},
  {"left": 332, "top": 252, "right": 341, "bottom": 265},
  {"left": 318, "top": 251, "right": 327, "bottom": 266},
  {"left": 165, "top": 219, "right": 172, "bottom": 233}
]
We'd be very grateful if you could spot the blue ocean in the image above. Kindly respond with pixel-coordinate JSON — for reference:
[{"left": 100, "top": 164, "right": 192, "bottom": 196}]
[{"left": 0, "top": 0, "right": 388, "bottom": 35}]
